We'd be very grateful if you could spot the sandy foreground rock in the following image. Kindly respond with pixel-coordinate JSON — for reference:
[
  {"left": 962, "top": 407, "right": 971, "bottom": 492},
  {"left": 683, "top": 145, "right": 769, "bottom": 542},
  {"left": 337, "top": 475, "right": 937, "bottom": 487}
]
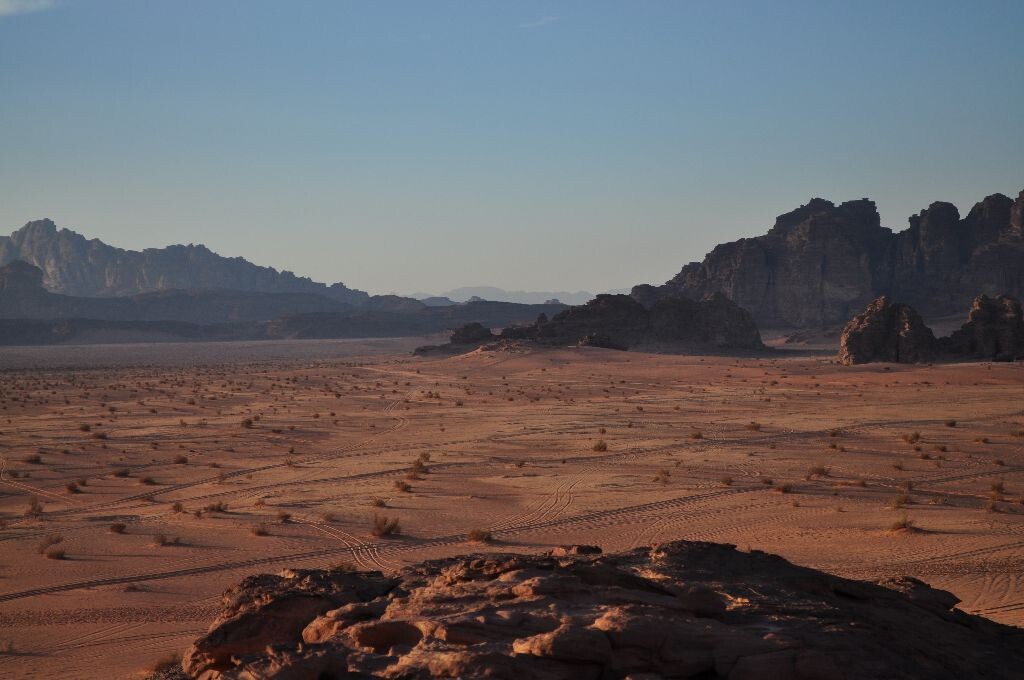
[{"left": 181, "top": 541, "right": 1024, "bottom": 680}]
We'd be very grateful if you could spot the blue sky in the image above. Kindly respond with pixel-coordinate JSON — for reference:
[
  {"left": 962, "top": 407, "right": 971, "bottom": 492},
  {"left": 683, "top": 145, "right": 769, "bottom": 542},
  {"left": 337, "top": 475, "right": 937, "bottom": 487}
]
[{"left": 1, "top": 1, "right": 1022, "bottom": 294}]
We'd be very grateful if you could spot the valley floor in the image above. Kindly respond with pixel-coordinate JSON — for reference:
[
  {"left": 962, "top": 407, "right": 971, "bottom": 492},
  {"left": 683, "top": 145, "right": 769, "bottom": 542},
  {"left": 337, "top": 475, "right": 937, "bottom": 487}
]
[{"left": 0, "top": 340, "right": 1022, "bottom": 678}]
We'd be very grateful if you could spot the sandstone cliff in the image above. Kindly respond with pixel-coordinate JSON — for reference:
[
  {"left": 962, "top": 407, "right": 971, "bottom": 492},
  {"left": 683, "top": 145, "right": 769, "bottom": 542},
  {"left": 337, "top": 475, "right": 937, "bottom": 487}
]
[{"left": 651, "top": 190, "right": 1024, "bottom": 328}]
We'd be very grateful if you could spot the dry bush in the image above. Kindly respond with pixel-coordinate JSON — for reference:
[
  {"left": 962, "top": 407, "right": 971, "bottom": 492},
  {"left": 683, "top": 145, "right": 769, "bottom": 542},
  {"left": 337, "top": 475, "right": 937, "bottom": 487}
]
[
  {"left": 944, "top": 420, "right": 957, "bottom": 428},
  {"left": 276, "top": 510, "right": 291, "bottom": 523},
  {"left": 139, "top": 476, "right": 157, "bottom": 486},
  {"left": 371, "top": 514, "right": 400, "bottom": 537},
  {"left": 319, "top": 511, "right": 336, "bottom": 523},
  {"left": 24, "top": 496, "right": 43, "bottom": 517},
  {"left": 44, "top": 547, "right": 66, "bottom": 560},
  {"left": 889, "top": 514, "right": 915, "bottom": 531},
  {"left": 21, "top": 453, "right": 41, "bottom": 464},
  {"left": 240, "top": 418, "right": 254, "bottom": 428},
  {"left": 203, "top": 501, "right": 228, "bottom": 513},
  {"left": 901, "top": 432, "right": 921, "bottom": 444},
  {"left": 719, "top": 476, "right": 734, "bottom": 487},
  {"left": 37, "top": 534, "right": 63, "bottom": 554},
  {"left": 172, "top": 454, "right": 188, "bottom": 464},
  {"left": 467, "top": 528, "right": 493, "bottom": 543},
  {"left": 592, "top": 440, "right": 608, "bottom": 452},
  {"left": 112, "top": 467, "right": 130, "bottom": 478},
  {"left": 773, "top": 483, "right": 793, "bottom": 494},
  {"left": 689, "top": 431, "right": 703, "bottom": 440},
  {"left": 250, "top": 523, "right": 269, "bottom": 537},
  {"left": 394, "top": 480, "right": 412, "bottom": 493},
  {"left": 152, "top": 534, "right": 180, "bottom": 547},
  {"left": 109, "top": 523, "right": 127, "bottom": 534},
  {"left": 890, "top": 493, "right": 910, "bottom": 509},
  {"left": 745, "top": 422, "right": 762, "bottom": 431},
  {"left": 370, "top": 497, "right": 386, "bottom": 508},
  {"left": 171, "top": 501, "right": 184, "bottom": 513},
  {"left": 147, "top": 653, "right": 182, "bottom": 674},
  {"left": 65, "top": 481, "right": 81, "bottom": 494}
]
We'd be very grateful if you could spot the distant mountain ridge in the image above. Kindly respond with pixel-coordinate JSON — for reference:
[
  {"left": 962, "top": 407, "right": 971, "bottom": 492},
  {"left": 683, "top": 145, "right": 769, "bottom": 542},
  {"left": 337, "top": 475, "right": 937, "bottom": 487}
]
[
  {"left": 642, "top": 189, "right": 1024, "bottom": 328},
  {"left": 416, "top": 286, "right": 618, "bottom": 306},
  {"left": 0, "top": 219, "right": 369, "bottom": 303}
]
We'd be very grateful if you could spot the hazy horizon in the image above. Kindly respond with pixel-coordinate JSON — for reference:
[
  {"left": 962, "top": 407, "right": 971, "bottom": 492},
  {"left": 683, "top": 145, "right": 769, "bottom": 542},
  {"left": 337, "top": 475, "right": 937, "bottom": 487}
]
[{"left": 2, "top": 1, "right": 1023, "bottom": 295}]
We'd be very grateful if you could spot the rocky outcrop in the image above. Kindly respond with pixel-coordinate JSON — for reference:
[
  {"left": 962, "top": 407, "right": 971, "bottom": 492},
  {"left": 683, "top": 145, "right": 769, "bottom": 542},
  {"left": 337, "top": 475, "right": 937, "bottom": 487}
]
[
  {"left": 182, "top": 541, "right": 1024, "bottom": 679},
  {"left": 0, "top": 219, "right": 369, "bottom": 303},
  {"left": 650, "top": 190, "right": 1024, "bottom": 328},
  {"left": 938, "top": 294, "right": 1024, "bottom": 361},
  {"left": 500, "top": 293, "right": 764, "bottom": 352},
  {"left": 838, "top": 297, "right": 936, "bottom": 365},
  {"left": 838, "top": 294, "right": 1024, "bottom": 364},
  {"left": 450, "top": 322, "right": 496, "bottom": 345}
]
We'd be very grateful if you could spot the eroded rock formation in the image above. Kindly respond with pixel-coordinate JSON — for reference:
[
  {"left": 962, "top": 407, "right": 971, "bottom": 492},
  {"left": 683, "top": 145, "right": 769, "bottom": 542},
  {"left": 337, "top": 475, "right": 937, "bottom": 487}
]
[
  {"left": 648, "top": 190, "right": 1024, "bottom": 328},
  {"left": 497, "top": 292, "right": 764, "bottom": 352},
  {"left": 837, "top": 296, "right": 936, "bottom": 365},
  {"left": 938, "top": 294, "right": 1024, "bottom": 361},
  {"left": 181, "top": 541, "right": 1024, "bottom": 679},
  {"left": 839, "top": 294, "right": 1024, "bottom": 364}
]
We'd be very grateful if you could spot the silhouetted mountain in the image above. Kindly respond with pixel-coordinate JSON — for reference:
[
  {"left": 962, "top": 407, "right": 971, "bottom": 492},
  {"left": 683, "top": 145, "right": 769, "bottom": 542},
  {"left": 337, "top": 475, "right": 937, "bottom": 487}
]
[
  {"left": 0, "top": 219, "right": 369, "bottom": 303},
  {"left": 0, "top": 263, "right": 569, "bottom": 344},
  {"left": 642, "top": 190, "right": 1024, "bottom": 328}
]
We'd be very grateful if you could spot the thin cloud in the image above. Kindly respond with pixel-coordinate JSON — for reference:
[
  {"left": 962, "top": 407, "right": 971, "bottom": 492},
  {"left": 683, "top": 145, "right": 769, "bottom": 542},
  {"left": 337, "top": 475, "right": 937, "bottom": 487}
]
[
  {"left": 0, "top": 0, "right": 55, "bottom": 17},
  {"left": 519, "top": 16, "right": 559, "bottom": 29}
]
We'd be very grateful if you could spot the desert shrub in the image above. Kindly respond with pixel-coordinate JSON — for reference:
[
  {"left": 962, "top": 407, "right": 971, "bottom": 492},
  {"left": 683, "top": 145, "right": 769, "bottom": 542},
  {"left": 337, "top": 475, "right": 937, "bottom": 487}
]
[
  {"left": 773, "top": 483, "right": 793, "bottom": 494},
  {"left": 37, "top": 534, "right": 63, "bottom": 554},
  {"left": 240, "top": 418, "right": 253, "bottom": 428},
  {"left": 371, "top": 514, "right": 400, "bottom": 537},
  {"left": 24, "top": 496, "right": 43, "bottom": 516},
  {"left": 171, "top": 501, "right": 184, "bottom": 513},
  {"left": 276, "top": 510, "right": 291, "bottom": 523},
  {"left": 203, "top": 501, "right": 228, "bottom": 513},
  {"left": 467, "top": 528, "right": 493, "bottom": 543},
  {"left": 689, "top": 430, "right": 703, "bottom": 440},
  {"left": 251, "top": 523, "right": 269, "bottom": 536},
  {"left": 152, "top": 534, "right": 180, "bottom": 547},
  {"left": 719, "top": 476, "right": 734, "bottom": 487},
  {"left": 394, "top": 480, "right": 411, "bottom": 493},
  {"left": 944, "top": 420, "right": 957, "bottom": 428},
  {"left": 112, "top": 468, "right": 130, "bottom": 478},
  {"left": 147, "top": 653, "right": 182, "bottom": 673},
  {"left": 889, "top": 514, "right": 915, "bottom": 531},
  {"left": 65, "top": 481, "right": 81, "bottom": 494},
  {"left": 370, "top": 497, "right": 386, "bottom": 508},
  {"left": 592, "top": 440, "right": 608, "bottom": 452},
  {"left": 172, "top": 454, "right": 188, "bottom": 464},
  {"left": 21, "top": 453, "right": 41, "bottom": 464},
  {"left": 109, "top": 523, "right": 127, "bottom": 534},
  {"left": 44, "top": 547, "right": 66, "bottom": 560},
  {"left": 901, "top": 432, "right": 921, "bottom": 444},
  {"left": 139, "top": 476, "right": 157, "bottom": 486},
  {"left": 745, "top": 422, "right": 762, "bottom": 431}
]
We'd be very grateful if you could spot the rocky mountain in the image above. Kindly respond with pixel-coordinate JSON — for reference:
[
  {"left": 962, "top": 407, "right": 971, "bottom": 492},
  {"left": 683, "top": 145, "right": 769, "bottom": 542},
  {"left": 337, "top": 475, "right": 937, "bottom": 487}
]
[
  {"left": 837, "top": 294, "right": 1024, "bottom": 364},
  {"left": 0, "top": 267, "right": 569, "bottom": 345},
  {"left": 648, "top": 190, "right": 1024, "bottom": 329},
  {"left": 0, "top": 219, "right": 369, "bottom": 303},
  {"left": 0, "top": 261, "right": 355, "bottom": 324},
  {"left": 178, "top": 541, "right": 1024, "bottom": 680}
]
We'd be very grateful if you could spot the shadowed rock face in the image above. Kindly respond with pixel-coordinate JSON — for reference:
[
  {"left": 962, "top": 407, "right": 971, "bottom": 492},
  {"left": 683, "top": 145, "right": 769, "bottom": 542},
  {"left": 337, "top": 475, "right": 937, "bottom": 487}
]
[
  {"left": 0, "top": 219, "right": 369, "bottom": 303},
  {"left": 838, "top": 294, "right": 1024, "bottom": 364},
  {"left": 499, "top": 293, "right": 764, "bottom": 352},
  {"left": 181, "top": 541, "right": 1024, "bottom": 680},
  {"left": 838, "top": 296, "right": 936, "bottom": 365},
  {"left": 938, "top": 294, "right": 1024, "bottom": 361},
  {"left": 651, "top": 191, "right": 1024, "bottom": 328}
]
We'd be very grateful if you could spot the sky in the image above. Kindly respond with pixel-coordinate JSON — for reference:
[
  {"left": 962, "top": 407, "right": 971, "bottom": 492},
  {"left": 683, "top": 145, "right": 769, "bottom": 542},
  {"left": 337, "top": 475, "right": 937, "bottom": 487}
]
[{"left": 1, "top": 1, "right": 1023, "bottom": 295}]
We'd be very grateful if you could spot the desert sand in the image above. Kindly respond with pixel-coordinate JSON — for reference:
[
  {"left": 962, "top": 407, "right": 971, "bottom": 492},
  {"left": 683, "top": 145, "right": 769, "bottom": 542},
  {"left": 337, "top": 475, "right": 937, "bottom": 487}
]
[{"left": 0, "top": 338, "right": 1022, "bottom": 678}]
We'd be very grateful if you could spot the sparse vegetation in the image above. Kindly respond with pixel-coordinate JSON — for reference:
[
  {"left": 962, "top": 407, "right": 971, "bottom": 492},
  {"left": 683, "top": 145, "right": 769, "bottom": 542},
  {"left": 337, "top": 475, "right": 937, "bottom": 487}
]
[
  {"left": 592, "top": 439, "right": 608, "bottom": 452},
  {"left": 371, "top": 514, "right": 401, "bottom": 537},
  {"left": 467, "top": 528, "right": 493, "bottom": 543}
]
